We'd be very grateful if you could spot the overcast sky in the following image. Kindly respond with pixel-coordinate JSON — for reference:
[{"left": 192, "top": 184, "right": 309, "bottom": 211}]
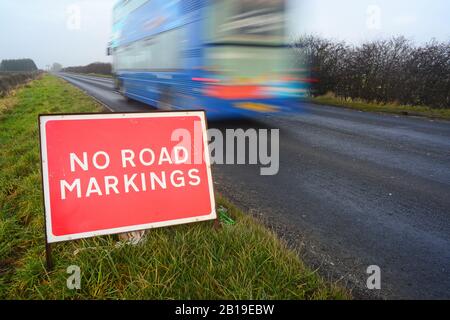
[{"left": 0, "top": 0, "right": 448, "bottom": 69}]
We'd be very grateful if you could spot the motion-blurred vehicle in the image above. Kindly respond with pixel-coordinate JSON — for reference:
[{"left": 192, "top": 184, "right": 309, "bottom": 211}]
[{"left": 109, "top": 0, "right": 308, "bottom": 119}]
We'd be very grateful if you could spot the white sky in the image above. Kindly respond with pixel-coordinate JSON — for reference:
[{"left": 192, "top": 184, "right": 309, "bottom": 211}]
[{"left": 0, "top": 0, "right": 448, "bottom": 69}]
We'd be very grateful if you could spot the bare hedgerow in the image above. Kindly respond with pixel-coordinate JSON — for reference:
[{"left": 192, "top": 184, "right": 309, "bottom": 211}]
[
  {"left": 0, "top": 72, "right": 42, "bottom": 97},
  {"left": 292, "top": 36, "right": 450, "bottom": 109},
  {"left": 61, "top": 63, "right": 112, "bottom": 76}
]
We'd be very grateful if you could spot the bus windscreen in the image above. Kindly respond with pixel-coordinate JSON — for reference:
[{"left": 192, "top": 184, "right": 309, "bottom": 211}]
[{"left": 211, "top": 0, "right": 285, "bottom": 43}]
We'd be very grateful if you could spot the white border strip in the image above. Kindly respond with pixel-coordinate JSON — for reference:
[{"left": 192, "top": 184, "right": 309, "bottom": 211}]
[{"left": 39, "top": 111, "right": 216, "bottom": 243}]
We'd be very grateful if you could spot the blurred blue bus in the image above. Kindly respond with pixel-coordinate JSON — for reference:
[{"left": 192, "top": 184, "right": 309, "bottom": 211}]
[{"left": 109, "top": 0, "right": 308, "bottom": 120}]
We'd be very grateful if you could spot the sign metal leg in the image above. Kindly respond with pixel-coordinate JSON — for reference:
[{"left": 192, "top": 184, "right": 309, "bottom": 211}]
[
  {"left": 213, "top": 217, "right": 222, "bottom": 230},
  {"left": 45, "top": 242, "right": 53, "bottom": 271}
]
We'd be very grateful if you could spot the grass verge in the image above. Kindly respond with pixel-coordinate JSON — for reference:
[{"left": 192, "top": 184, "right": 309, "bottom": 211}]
[
  {"left": 312, "top": 93, "right": 450, "bottom": 120},
  {"left": 0, "top": 74, "right": 349, "bottom": 299}
]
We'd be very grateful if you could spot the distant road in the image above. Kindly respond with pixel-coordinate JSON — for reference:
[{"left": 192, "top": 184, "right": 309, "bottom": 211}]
[{"left": 59, "top": 72, "right": 450, "bottom": 299}]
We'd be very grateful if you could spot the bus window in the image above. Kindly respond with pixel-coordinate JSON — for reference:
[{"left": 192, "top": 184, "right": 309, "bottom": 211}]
[
  {"left": 208, "top": 0, "right": 286, "bottom": 44},
  {"left": 114, "top": 28, "right": 184, "bottom": 71},
  {"left": 205, "top": 0, "right": 292, "bottom": 81}
]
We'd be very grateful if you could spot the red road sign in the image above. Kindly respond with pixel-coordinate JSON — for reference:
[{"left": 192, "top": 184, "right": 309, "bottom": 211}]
[{"left": 39, "top": 111, "right": 216, "bottom": 243}]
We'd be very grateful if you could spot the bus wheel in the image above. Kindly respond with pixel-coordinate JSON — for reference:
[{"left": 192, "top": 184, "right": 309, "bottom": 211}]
[
  {"left": 119, "top": 82, "right": 132, "bottom": 102},
  {"left": 113, "top": 77, "right": 120, "bottom": 91}
]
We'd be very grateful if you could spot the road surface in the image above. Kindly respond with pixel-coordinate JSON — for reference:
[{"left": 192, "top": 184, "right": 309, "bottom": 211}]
[{"left": 58, "top": 72, "right": 450, "bottom": 299}]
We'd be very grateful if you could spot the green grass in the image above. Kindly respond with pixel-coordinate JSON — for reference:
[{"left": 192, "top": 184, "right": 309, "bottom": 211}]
[
  {"left": 0, "top": 75, "right": 349, "bottom": 299},
  {"left": 312, "top": 92, "right": 450, "bottom": 120}
]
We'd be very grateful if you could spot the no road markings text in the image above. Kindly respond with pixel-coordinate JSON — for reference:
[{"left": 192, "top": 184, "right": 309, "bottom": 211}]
[{"left": 39, "top": 111, "right": 216, "bottom": 243}]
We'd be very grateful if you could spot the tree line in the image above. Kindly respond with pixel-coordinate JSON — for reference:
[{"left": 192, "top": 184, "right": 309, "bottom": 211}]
[
  {"left": 61, "top": 62, "right": 112, "bottom": 75},
  {"left": 0, "top": 59, "right": 41, "bottom": 96},
  {"left": 293, "top": 36, "right": 450, "bottom": 109},
  {"left": 0, "top": 59, "right": 38, "bottom": 72}
]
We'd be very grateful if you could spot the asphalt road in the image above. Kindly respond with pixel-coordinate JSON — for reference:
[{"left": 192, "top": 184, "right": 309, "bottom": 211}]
[{"left": 58, "top": 72, "right": 450, "bottom": 299}]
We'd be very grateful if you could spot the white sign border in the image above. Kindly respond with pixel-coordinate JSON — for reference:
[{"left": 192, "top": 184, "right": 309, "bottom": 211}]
[{"left": 39, "top": 111, "right": 216, "bottom": 244}]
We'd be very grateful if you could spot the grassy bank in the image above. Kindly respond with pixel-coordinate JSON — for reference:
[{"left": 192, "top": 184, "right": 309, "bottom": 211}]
[
  {"left": 0, "top": 74, "right": 348, "bottom": 299},
  {"left": 0, "top": 71, "right": 42, "bottom": 97},
  {"left": 312, "top": 93, "right": 450, "bottom": 120}
]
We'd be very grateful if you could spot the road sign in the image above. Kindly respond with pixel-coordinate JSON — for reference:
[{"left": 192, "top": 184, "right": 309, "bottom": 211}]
[{"left": 39, "top": 111, "right": 216, "bottom": 244}]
